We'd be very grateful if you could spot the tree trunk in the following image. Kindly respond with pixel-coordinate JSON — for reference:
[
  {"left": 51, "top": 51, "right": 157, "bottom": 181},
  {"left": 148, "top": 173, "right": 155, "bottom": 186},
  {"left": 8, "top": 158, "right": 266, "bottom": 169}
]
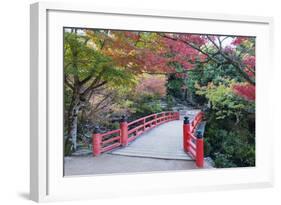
[
  {"left": 69, "top": 104, "right": 80, "bottom": 151},
  {"left": 67, "top": 92, "right": 81, "bottom": 152}
]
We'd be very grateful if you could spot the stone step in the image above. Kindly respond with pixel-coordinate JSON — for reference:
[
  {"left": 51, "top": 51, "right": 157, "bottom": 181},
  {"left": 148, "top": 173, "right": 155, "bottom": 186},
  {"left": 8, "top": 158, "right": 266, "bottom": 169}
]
[
  {"left": 113, "top": 147, "right": 188, "bottom": 156},
  {"left": 71, "top": 149, "right": 92, "bottom": 156},
  {"left": 110, "top": 150, "right": 193, "bottom": 160},
  {"left": 111, "top": 147, "right": 193, "bottom": 161}
]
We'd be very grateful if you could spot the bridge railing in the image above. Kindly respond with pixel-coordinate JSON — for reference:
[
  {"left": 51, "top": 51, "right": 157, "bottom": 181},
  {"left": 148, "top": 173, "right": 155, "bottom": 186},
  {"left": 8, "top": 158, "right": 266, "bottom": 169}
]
[
  {"left": 183, "top": 112, "right": 204, "bottom": 167},
  {"left": 93, "top": 111, "right": 180, "bottom": 156},
  {"left": 127, "top": 111, "right": 179, "bottom": 143},
  {"left": 92, "top": 128, "right": 121, "bottom": 156}
]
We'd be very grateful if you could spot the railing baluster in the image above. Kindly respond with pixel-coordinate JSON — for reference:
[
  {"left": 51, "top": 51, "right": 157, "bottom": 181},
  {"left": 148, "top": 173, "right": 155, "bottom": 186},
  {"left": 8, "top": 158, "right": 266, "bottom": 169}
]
[
  {"left": 196, "top": 130, "right": 204, "bottom": 167},
  {"left": 183, "top": 116, "right": 190, "bottom": 152},
  {"left": 92, "top": 126, "right": 102, "bottom": 156},
  {"left": 120, "top": 115, "right": 128, "bottom": 146}
]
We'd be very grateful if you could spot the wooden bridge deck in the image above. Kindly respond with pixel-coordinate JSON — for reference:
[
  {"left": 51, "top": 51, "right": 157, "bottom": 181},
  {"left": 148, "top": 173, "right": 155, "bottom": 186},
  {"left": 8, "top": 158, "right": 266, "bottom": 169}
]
[{"left": 110, "top": 119, "right": 192, "bottom": 160}]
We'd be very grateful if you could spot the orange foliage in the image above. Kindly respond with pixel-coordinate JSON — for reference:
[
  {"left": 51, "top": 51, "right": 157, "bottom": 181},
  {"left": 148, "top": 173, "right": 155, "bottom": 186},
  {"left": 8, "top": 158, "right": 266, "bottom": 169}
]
[{"left": 135, "top": 75, "right": 167, "bottom": 97}]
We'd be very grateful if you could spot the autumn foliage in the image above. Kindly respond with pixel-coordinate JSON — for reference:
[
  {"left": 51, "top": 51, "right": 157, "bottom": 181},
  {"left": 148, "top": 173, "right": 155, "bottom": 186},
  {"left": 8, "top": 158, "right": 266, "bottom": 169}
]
[
  {"left": 64, "top": 28, "right": 256, "bottom": 168},
  {"left": 135, "top": 75, "right": 167, "bottom": 97},
  {"left": 232, "top": 83, "right": 255, "bottom": 101}
]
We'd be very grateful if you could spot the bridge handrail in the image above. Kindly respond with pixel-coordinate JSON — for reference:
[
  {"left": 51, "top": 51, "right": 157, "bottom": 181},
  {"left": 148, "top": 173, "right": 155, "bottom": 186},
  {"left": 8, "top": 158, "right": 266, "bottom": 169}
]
[
  {"left": 92, "top": 128, "right": 121, "bottom": 156},
  {"left": 99, "top": 129, "right": 120, "bottom": 138},
  {"left": 93, "top": 111, "right": 180, "bottom": 156},
  {"left": 127, "top": 111, "right": 178, "bottom": 141},
  {"left": 127, "top": 111, "right": 173, "bottom": 126},
  {"left": 189, "top": 112, "right": 203, "bottom": 133}
]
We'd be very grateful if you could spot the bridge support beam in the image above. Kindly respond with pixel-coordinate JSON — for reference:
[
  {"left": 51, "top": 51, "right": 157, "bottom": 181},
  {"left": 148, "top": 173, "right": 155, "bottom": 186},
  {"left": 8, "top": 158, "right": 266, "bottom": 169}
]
[{"left": 120, "top": 115, "right": 128, "bottom": 146}]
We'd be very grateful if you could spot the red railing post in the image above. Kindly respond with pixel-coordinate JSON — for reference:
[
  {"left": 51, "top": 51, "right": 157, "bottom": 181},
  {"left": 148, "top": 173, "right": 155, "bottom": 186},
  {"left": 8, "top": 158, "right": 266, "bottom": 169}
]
[
  {"left": 196, "top": 131, "right": 204, "bottom": 167},
  {"left": 154, "top": 114, "right": 157, "bottom": 126},
  {"left": 183, "top": 116, "right": 190, "bottom": 152},
  {"left": 120, "top": 115, "right": 128, "bottom": 146},
  {"left": 176, "top": 111, "right": 180, "bottom": 120},
  {"left": 93, "top": 126, "right": 102, "bottom": 156}
]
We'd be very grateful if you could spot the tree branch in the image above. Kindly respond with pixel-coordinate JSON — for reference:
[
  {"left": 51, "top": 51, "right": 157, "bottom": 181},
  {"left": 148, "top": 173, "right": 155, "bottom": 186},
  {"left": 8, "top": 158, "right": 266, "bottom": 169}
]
[
  {"left": 80, "top": 74, "right": 93, "bottom": 85},
  {"left": 82, "top": 80, "right": 107, "bottom": 96},
  {"left": 64, "top": 75, "right": 75, "bottom": 90},
  {"left": 206, "top": 35, "right": 220, "bottom": 51},
  {"left": 92, "top": 93, "right": 113, "bottom": 112}
]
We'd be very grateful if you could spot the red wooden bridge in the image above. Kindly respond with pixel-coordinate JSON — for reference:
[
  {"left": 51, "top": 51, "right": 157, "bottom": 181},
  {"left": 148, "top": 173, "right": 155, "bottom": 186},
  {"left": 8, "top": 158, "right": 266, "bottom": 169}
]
[{"left": 92, "top": 111, "right": 205, "bottom": 168}]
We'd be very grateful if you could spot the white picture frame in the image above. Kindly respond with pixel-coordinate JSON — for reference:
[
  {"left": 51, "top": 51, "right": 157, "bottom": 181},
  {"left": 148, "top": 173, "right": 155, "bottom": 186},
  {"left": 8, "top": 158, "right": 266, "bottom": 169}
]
[{"left": 30, "top": 1, "right": 274, "bottom": 202}]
